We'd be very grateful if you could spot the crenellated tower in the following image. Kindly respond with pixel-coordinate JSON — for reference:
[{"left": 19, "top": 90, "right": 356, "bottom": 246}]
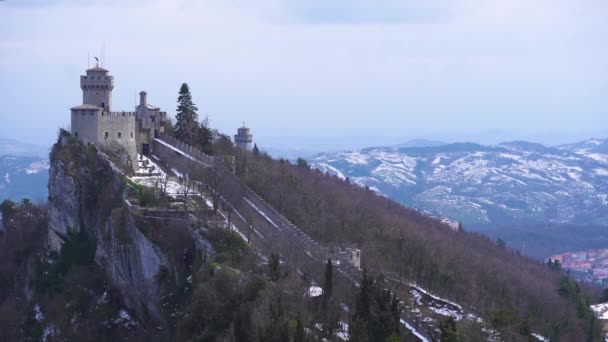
[
  {"left": 80, "top": 63, "right": 114, "bottom": 112},
  {"left": 235, "top": 124, "right": 253, "bottom": 151}
]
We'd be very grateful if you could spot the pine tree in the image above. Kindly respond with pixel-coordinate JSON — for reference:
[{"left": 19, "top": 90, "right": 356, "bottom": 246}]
[
  {"left": 349, "top": 318, "right": 368, "bottom": 342},
  {"left": 198, "top": 117, "right": 213, "bottom": 154},
  {"left": 252, "top": 143, "right": 260, "bottom": 156},
  {"left": 294, "top": 316, "right": 306, "bottom": 342},
  {"left": 0, "top": 199, "right": 15, "bottom": 226},
  {"left": 268, "top": 253, "right": 281, "bottom": 281},
  {"left": 439, "top": 317, "right": 460, "bottom": 342},
  {"left": 296, "top": 158, "right": 309, "bottom": 169},
  {"left": 174, "top": 83, "right": 199, "bottom": 145},
  {"left": 322, "top": 258, "right": 337, "bottom": 337}
]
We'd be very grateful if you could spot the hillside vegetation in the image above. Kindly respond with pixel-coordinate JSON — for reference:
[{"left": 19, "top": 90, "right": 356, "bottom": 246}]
[{"left": 238, "top": 151, "right": 601, "bottom": 340}]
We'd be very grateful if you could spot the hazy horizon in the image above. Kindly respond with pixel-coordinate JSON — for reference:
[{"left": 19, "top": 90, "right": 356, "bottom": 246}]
[{"left": 1, "top": 0, "right": 607, "bottom": 151}]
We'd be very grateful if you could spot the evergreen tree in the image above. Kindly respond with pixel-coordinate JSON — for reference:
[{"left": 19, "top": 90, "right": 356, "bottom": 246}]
[
  {"left": 0, "top": 199, "right": 15, "bottom": 226},
  {"left": 252, "top": 143, "right": 260, "bottom": 156},
  {"left": 349, "top": 318, "right": 368, "bottom": 342},
  {"left": 294, "top": 315, "right": 306, "bottom": 342},
  {"left": 198, "top": 118, "right": 213, "bottom": 154},
  {"left": 268, "top": 253, "right": 281, "bottom": 281},
  {"left": 600, "top": 288, "right": 608, "bottom": 303},
  {"left": 174, "top": 83, "right": 199, "bottom": 145},
  {"left": 439, "top": 317, "right": 460, "bottom": 342},
  {"left": 356, "top": 268, "right": 371, "bottom": 322},
  {"left": 296, "top": 158, "right": 309, "bottom": 169}
]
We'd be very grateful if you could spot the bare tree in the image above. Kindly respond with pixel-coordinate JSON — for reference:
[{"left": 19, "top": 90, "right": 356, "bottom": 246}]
[
  {"left": 221, "top": 177, "right": 244, "bottom": 230},
  {"left": 203, "top": 167, "right": 226, "bottom": 213},
  {"left": 179, "top": 173, "right": 193, "bottom": 211}
]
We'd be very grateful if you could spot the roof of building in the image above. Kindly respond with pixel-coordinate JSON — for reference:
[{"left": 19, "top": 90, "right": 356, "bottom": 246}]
[
  {"left": 71, "top": 104, "right": 103, "bottom": 110},
  {"left": 86, "top": 66, "right": 109, "bottom": 72}
]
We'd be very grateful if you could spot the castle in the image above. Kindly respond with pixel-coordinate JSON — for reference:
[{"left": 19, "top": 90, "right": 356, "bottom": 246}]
[
  {"left": 70, "top": 64, "right": 166, "bottom": 170},
  {"left": 71, "top": 64, "right": 253, "bottom": 171}
]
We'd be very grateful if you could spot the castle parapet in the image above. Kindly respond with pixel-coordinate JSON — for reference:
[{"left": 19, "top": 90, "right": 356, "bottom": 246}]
[{"left": 105, "top": 111, "right": 136, "bottom": 117}]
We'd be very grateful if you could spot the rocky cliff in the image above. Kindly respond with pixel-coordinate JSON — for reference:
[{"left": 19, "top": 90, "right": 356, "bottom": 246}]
[{"left": 47, "top": 131, "right": 172, "bottom": 320}]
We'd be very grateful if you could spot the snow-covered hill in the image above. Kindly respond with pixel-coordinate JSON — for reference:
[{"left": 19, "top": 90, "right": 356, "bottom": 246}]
[
  {"left": 310, "top": 138, "right": 608, "bottom": 227},
  {"left": 0, "top": 155, "right": 49, "bottom": 202}
]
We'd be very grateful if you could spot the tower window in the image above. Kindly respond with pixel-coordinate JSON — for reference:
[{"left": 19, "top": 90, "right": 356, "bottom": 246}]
[
  {"left": 130, "top": 132, "right": 134, "bottom": 138},
  {"left": 104, "top": 132, "right": 109, "bottom": 139},
  {"left": 74, "top": 132, "right": 78, "bottom": 138},
  {"left": 117, "top": 132, "right": 122, "bottom": 139}
]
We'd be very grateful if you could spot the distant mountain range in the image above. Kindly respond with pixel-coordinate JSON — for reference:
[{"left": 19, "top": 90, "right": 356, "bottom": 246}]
[
  {"left": 0, "top": 155, "right": 49, "bottom": 202},
  {"left": 0, "top": 137, "right": 50, "bottom": 202},
  {"left": 310, "top": 138, "right": 608, "bottom": 227},
  {"left": 0, "top": 137, "right": 49, "bottom": 157}
]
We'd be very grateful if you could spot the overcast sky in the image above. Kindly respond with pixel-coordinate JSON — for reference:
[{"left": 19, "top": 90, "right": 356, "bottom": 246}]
[{"left": 1, "top": 0, "right": 607, "bottom": 151}]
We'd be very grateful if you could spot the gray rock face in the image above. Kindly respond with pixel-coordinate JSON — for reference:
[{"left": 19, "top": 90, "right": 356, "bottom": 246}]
[
  {"left": 95, "top": 212, "right": 169, "bottom": 319},
  {"left": 47, "top": 159, "right": 78, "bottom": 240},
  {"left": 47, "top": 133, "right": 171, "bottom": 320}
]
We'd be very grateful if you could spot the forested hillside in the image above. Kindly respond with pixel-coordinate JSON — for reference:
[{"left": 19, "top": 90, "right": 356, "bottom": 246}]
[{"left": 238, "top": 151, "right": 601, "bottom": 340}]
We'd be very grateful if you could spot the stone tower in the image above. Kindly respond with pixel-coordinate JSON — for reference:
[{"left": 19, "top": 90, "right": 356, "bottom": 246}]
[
  {"left": 234, "top": 124, "right": 253, "bottom": 151},
  {"left": 80, "top": 63, "right": 114, "bottom": 112}
]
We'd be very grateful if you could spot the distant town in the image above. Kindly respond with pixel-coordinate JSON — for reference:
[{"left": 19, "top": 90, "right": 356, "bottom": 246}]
[{"left": 549, "top": 248, "right": 608, "bottom": 286}]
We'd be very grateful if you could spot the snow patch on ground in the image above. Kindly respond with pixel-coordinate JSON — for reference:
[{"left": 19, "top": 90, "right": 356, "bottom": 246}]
[
  {"left": 531, "top": 333, "right": 548, "bottom": 341},
  {"left": 114, "top": 309, "right": 138, "bottom": 329},
  {"left": 336, "top": 321, "right": 350, "bottom": 340},
  {"left": 25, "top": 160, "right": 50, "bottom": 174},
  {"left": 317, "top": 163, "right": 346, "bottom": 179},
  {"left": 244, "top": 198, "right": 281, "bottom": 229},
  {"left": 34, "top": 304, "right": 44, "bottom": 321},
  {"left": 591, "top": 302, "right": 608, "bottom": 319},
  {"left": 585, "top": 153, "right": 608, "bottom": 164},
  {"left": 309, "top": 286, "right": 323, "bottom": 297},
  {"left": 42, "top": 325, "right": 57, "bottom": 342},
  {"left": 595, "top": 168, "right": 608, "bottom": 176},
  {"left": 400, "top": 318, "right": 430, "bottom": 342}
]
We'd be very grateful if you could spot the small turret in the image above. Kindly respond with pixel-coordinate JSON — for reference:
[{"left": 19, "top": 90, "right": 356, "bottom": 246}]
[
  {"left": 234, "top": 124, "right": 253, "bottom": 151},
  {"left": 139, "top": 91, "right": 147, "bottom": 107}
]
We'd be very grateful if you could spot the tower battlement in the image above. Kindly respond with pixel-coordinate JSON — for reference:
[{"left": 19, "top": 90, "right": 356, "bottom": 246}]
[
  {"left": 235, "top": 125, "right": 253, "bottom": 151},
  {"left": 80, "top": 65, "right": 114, "bottom": 111}
]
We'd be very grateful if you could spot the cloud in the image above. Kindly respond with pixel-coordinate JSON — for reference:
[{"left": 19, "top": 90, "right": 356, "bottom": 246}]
[
  {"left": 259, "top": 0, "right": 457, "bottom": 25},
  {"left": 0, "top": 0, "right": 607, "bottom": 148}
]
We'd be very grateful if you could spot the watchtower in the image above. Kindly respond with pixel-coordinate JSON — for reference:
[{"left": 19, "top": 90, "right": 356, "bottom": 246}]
[
  {"left": 80, "top": 63, "right": 114, "bottom": 112},
  {"left": 234, "top": 124, "right": 253, "bottom": 151}
]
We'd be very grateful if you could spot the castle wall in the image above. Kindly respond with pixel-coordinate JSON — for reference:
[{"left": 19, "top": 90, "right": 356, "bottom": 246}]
[
  {"left": 71, "top": 109, "right": 101, "bottom": 144},
  {"left": 152, "top": 135, "right": 213, "bottom": 174},
  {"left": 97, "top": 112, "right": 138, "bottom": 168}
]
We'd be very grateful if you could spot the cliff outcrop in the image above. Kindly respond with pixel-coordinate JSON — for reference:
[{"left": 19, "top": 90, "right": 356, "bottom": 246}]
[{"left": 48, "top": 131, "right": 174, "bottom": 320}]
